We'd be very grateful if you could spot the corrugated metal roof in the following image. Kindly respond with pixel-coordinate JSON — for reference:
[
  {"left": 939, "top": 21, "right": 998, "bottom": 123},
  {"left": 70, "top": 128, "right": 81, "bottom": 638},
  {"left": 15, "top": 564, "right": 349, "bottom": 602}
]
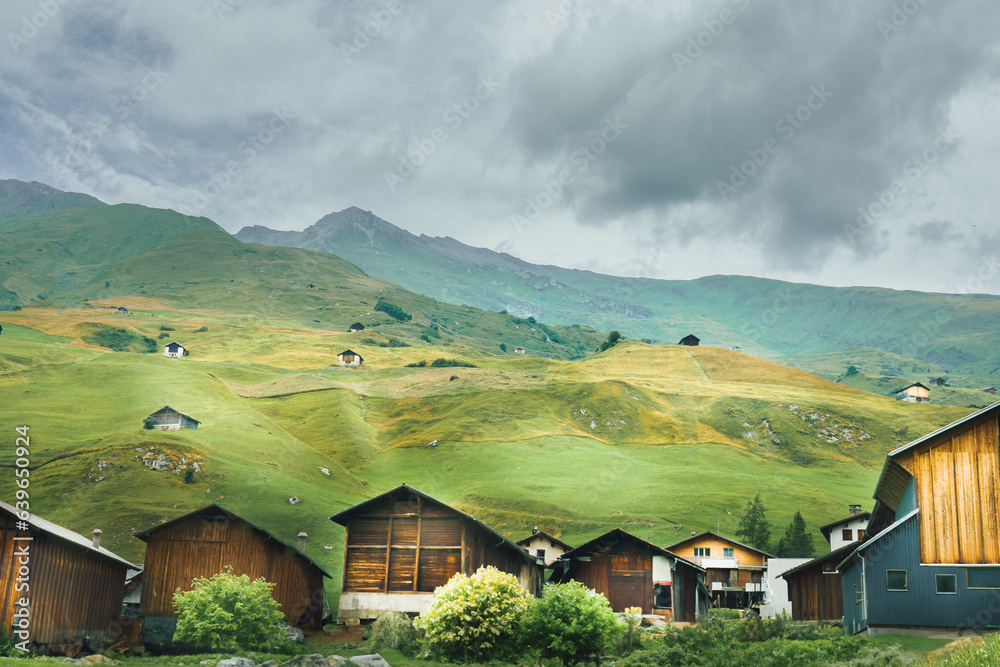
[
  {"left": 888, "top": 400, "right": 1000, "bottom": 457},
  {"left": 778, "top": 541, "right": 859, "bottom": 580},
  {"left": 0, "top": 501, "right": 135, "bottom": 568}
]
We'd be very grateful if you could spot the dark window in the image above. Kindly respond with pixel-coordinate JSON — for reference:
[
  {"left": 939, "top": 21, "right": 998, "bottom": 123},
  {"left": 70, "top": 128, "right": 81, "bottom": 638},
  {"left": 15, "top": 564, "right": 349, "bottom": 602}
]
[
  {"left": 694, "top": 547, "right": 710, "bottom": 557},
  {"left": 886, "top": 570, "right": 908, "bottom": 591},
  {"left": 723, "top": 548, "right": 734, "bottom": 558},
  {"left": 842, "top": 529, "right": 853, "bottom": 541},
  {"left": 854, "top": 584, "right": 863, "bottom": 604},
  {"left": 967, "top": 568, "right": 1000, "bottom": 589},
  {"left": 654, "top": 583, "right": 672, "bottom": 609},
  {"left": 936, "top": 574, "right": 958, "bottom": 595},
  {"left": 536, "top": 549, "right": 545, "bottom": 559}
]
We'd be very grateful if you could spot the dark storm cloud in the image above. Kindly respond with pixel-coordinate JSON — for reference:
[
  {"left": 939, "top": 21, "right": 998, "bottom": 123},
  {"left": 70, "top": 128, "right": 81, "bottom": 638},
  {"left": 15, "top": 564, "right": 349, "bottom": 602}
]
[{"left": 505, "top": 0, "right": 1000, "bottom": 268}]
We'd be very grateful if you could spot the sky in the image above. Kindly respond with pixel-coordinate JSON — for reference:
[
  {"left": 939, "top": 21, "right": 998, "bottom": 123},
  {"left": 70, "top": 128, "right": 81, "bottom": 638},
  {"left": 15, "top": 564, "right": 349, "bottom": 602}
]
[{"left": 2, "top": 0, "right": 1000, "bottom": 294}]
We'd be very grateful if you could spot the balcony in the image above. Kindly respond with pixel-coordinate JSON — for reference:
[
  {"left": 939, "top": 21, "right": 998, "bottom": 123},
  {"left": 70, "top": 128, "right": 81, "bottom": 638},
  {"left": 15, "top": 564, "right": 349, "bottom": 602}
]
[{"left": 691, "top": 556, "right": 739, "bottom": 569}]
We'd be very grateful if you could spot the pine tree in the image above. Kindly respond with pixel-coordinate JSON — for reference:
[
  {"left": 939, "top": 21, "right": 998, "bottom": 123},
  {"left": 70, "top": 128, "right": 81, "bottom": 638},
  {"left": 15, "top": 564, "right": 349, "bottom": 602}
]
[
  {"left": 775, "top": 511, "right": 815, "bottom": 558},
  {"left": 735, "top": 492, "right": 771, "bottom": 551}
]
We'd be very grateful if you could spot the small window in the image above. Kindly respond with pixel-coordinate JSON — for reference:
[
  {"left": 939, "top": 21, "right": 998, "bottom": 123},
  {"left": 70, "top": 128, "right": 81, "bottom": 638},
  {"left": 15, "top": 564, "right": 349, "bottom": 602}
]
[
  {"left": 723, "top": 548, "right": 734, "bottom": 558},
  {"left": 536, "top": 549, "right": 545, "bottom": 559},
  {"left": 654, "top": 583, "right": 672, "bottom": 609},
  {"left": 854, "top": 584, "right": 863, "bottom": 604},
  {"left": 694, "top": 547, "right": 711, "bottom": 557},
  {"left": 936, "top": 574, "right": 958, "bottom": 595},
  {"left": 842, "top": 529, "right": 853, "bottom": 541},
  {"left": 886, "top": 570, "right": 908, "bottom": 591}
]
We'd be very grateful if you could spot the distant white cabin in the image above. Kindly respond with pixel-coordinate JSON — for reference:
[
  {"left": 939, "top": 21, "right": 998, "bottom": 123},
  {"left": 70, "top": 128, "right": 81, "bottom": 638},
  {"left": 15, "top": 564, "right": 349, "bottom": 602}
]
[
  {"left": 337, "top": 349, "right": 363, "bottom": 366},
  {"left": 895, "top": 382, "right": 929, "bottom": 402},
  {"left": 514, "top": 346, "right": 525, "bottom": 354},
  {"left": 516, "top": 530, "right": 573, "bottom": 567},
  {"left": 819, "top": 508, "right": 870, "bottom": 551},
  {"left": 163, "top": 341, "right": 186, "bottom": 358}
]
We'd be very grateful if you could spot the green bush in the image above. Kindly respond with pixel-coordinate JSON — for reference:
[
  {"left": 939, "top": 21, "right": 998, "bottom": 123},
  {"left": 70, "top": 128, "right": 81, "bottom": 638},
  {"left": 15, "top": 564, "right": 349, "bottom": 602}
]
[
  {"left": 520, "top": 582, "right": 620, "bottom": 666},
  {"left": 172, "top": 568, "right": 288, "bottom": 652},
  {"left": 194, "top": 326, "right": 209, "bottom": 332},
  {"left": 919, "top": 634, "right": 1000, "bottom": 666},
  {"left": 405, "top": 360, "right": 428, "bottom": 368},
  {"left": 375, "top": 300, "right": 412, "bottom": 322},
  {"left": 430, "top": 358, "right": 477, "bottom": 368},
  {"left": 414, "top": 565, "right": 531, "bottom": 663},
  {"left": 159, "top": 326, "right": 175, "bottom": 331},
  {"left": 365, "top": 612, "right": 420, "bottom": 657},
  {"left": 142, "top": 416, "right": 156, "bottom": 430}
]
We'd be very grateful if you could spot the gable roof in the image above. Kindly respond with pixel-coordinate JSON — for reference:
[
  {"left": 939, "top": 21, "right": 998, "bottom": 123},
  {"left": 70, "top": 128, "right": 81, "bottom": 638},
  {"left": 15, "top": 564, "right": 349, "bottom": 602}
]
[
  {"left": 778, "top": 541, "right": 859, "bottom": 581},
  {"left": 516, "top": 531, "right": 573, "bottom": 552},
  {"left": 0, "top": 500, "right": 134, "bottom": 568},
  {"left": 337, "top": 349, "right": 362, "bottom": 357},
  {"left": 330, "top": 484, "right": 535, "bottom": 565},
  {"left": 678, "top": 334, "right": 700, "bottom": 344},
  {"left": 666, "top": 530, "right": 775, "bottom": 559},
  {"left": 164, "top": 341, "right": 184, "bottom": 348},
  {"left": 897, "top": 382, "right": 928, "bottom": 392},
  {"left": 836, "top": 508, "right": 920, "bottom": 573},
  {"left": 560, "top": 528, "right": 704, "bottom": 572},
  {"left": 134, "top": 503, "right": 331, "bottom": 578},
  {"left": 888, "top": 400, "right": 1000, "bottom": 458},
  {"left": 819, "top": 512, "right": 871, "bottom": 540},
  {"left": 149, "top": 405, "right": 200, "bottom": 424}
]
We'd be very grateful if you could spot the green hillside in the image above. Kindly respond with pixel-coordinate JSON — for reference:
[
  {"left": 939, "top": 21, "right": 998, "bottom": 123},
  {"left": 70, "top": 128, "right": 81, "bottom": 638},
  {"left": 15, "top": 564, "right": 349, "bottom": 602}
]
[{"left": 237, "top": 208, "right": 1000, "bottom": 382}]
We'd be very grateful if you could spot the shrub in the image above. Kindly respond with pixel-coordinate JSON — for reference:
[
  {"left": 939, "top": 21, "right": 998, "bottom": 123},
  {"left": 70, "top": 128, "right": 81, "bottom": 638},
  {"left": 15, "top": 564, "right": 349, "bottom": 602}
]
[
  {"left": 159, "top": 326, "right": 175, "bottom": 331},
  {"left": 375, "top": 300, "right": 412, "bottom": 322},
  {"left": 183, "top": 467, "right": 195, "bottom": 484},
  {"left": 172, "top": 567, "right": 288, "bottom": 652},
  {"left": 500, "top": 343, "right": 507, "bottom": 352},
  {"left": 420, "top": 334, "right": 432, "bottom": 344},
  {"left": 414, "top": 565, "right": 531, "bottom": 663},
  {"left": 194, "top": 326, "right": 209, "bottom": 332},
  {"left": 142, "top": 416, "right": 156, "bottom": 430},
  {"left": 597, "top": 330, "right": 622, "bottom": 353},
  {"left": 520, "top": 582, "right": 620, "bottom": 666},
  {"left": 405, "top": 360, "right": 428, "bottom": 368},
  {"left": 430, "top": 358, "right": 477, "bottom": 368},
  {"left": 365, "top": 612, "right": 420, "bottom": 657}
]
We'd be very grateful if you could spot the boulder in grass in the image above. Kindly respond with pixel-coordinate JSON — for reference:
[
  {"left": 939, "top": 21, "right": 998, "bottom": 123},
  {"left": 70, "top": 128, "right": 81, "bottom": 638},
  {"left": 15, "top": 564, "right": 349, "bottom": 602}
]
[
  {"left": 216, "top": 658, "right": 255, "bottom": 667},
  {"left": 349, "top": 655, "right": 391, "bottom": 667},
  {"left": 280, "top": 655, "right": 327, "bottom": 667}
]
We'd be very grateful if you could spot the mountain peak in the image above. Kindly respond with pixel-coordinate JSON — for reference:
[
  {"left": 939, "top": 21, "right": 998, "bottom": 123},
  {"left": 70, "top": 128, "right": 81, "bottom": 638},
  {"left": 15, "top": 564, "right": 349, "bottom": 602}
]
[{"left": 0, "top": 179, "right": 104, "bottom": 216}]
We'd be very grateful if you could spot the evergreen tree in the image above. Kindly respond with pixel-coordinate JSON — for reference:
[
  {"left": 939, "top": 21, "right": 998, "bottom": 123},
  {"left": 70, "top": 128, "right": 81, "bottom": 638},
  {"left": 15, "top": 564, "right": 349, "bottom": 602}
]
[
  {"left": 735, "top": 492, "right": 771, "bottom": 551},
  {"left": 774, "top": 511, "right": 815, "bottom": 558}
]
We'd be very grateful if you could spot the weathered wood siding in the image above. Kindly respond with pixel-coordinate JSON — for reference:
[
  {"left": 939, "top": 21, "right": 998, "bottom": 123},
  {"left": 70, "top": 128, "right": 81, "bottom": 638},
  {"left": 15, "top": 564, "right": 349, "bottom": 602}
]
[
  {"left": 0, "top": 512, "right": 128, "bottom": 645},
  {"left": 141, "top": 514, "right": 325, "bottom": 628},
  {"left": 564, "top": 543, "right": 655, "bottom": 614},
  {"left": 894, "top": 412, "right": 1000, "bottom": 564},
  {"left": 341, "top": 493, "right": 531, "bottom": 595},
  {"left": 786, "top": 567, "right": 843, "bottom": 621}
]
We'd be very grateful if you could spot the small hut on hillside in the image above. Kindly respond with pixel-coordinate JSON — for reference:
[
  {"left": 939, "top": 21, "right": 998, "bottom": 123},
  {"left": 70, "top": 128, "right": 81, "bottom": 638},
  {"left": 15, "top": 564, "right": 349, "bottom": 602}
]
[
  {"left": 0, "top": 501, "right": 134, "bottom": 650},
  {"left": 146, "top": 406, "right": 200, "bottom": 431},
  {"left": 116, "top": 306, "right": 129, "bottom": 314},
  {"left": 163, "top": 341, "right": 186, "bottom": 358},
  {"left": 678, "top": 334, "right": 700, "bottom": 346},
  {"left": 331, "top": 484, "right": 541, "bottom": 624},
  {"left": 134, "top": 504, "right": 330, "bottom": 647},
  {"left": 895, "top": 382, "right": 929, "bottom": 402},
  {"left": 337, "top": 349, "right": 363, "bottom": 366},
  {"left": 348, "top": 323, "right": 365, "bottom": 333}
]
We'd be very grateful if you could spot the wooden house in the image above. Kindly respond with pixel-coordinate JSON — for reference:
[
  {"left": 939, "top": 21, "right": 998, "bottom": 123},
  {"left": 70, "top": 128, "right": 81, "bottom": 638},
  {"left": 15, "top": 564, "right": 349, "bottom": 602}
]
[
  {"left": 330, "top": 485, "right": 541, "bottom": 624},
  {"left": 551, "top": 529, "right": 708, "bottom": 623},
  {"left": 516, "top": 529, "right": 573, "bottom": 567},
  {"left": 780, "top": 543, "right": 855, "bottom": 621},
  {"left": 819, "top": 508, "right": 870, "bottom": 551},
  {"left": 146, "top": 406, "right": 200, "bottom": 431},
  {"left": 134, "top": 504, "right": 330, "bottom": 647},
  {"left": 0, "top": 501, "right": 134, "bottom": 650},
  {"left": 983, "top": 387, "right": 997, "bottom": 395},
  {"left": 163, "top": 341, "right": 186, "bottom": 358},
  {"left": 895, "top": 382, "right": 929, "bottom": 402},
  {"left": 116, "top": 306, "right": 128, "bottom": 314},
  {"left": 929, "top": 378, "right": 949, "bottom": 387},
  {"left": 678, "top": 334, "right": 700, "bottom": 346},
  {"left": 348, "top": 323, "right": 365, "bottom": 333},
  {"left": 837, "top": 402, "right": 1000, "bottom": 634},
  {"left": 667, "top": 531, "right": 770, "bottom": 609},
  {"left": 337, "top": 349, "right": 363, "bottom": 366}
]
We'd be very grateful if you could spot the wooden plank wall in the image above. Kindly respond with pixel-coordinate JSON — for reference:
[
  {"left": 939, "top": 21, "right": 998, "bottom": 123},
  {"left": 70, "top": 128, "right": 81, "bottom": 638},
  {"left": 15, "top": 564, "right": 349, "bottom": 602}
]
[
  {"left": 895, "top": 413, "right": 1000, "bottom": 564},
  {"left": 142, "top": 515, "right": 325, "bottom": 627},
  {"left": 563, "top": 543, "right": 654, "bottom": 614},
  {"left": 786, "top": 567, "right": 843, "bottom": 621}
]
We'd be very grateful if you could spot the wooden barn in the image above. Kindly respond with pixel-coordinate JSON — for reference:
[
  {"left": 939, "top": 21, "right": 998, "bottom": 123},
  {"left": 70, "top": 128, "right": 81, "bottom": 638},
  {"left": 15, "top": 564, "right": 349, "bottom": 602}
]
[
  {"left": 552, "top": 529, "right": 709, "bottom": 623},
  {"left": 838, "top": 401, "right": 1000, "bottom": 634},
  {"left": 0, "top": 501, "right": 134, "bottom": 650},
  {"left": 894, "top": 382, "right": 929, "bottom": 402},
  {"left": 348, "top": 323, "right": 365, "bottom": 333},
  {"left": 666, "top": 531, "right": 770, "bottom": 609},
  {"left": 330, "top": 485, "right": 541, "bottom": 624},
  {"left": 678, "top": 334, "right": 700, "bottom": 346},
  {"left": 929, "top": 377, "right": 948, "bottom": 387},
  {"left": 337, "top": 349, "right": 363, "bottom": 366},
  {"left": 116, "top": 306, "right": 128, "bottom": 314},
  {"left": 983, "top": 386, "right": 997, "bottom": 395},
  {"left": 516, "top": 529, "right": 573, "bottom": 567},
  {"left": 162, "top": 341, "right": 186, "bottom": 358},
  {"left": 146, "top": 406, "right": 199, "bottom": 431},
  {"left": 134, "top": 504, "right": 331, "bottom": 646},
  {"left": 780, "top": 543, "right": 855, "bottom": 621}
]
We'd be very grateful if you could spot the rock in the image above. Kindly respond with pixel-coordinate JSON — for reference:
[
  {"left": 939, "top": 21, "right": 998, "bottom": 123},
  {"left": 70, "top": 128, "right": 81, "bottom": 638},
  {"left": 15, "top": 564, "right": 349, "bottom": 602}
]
[
  {"left": 328, "top": 657, "right": 350, "bottom": 667},
  {"left": 289, "top": 496, "right": 300, "bottom": 505},
  {"left": 199, "top": 661, "right": 214, "bottom": 665},
  {"left": 284, "top": 625, "right": 305, "bottom": 644},
  {"left": 281, "top": 654, "right": 327, "bottom": 667},
  {"left": 81, "top": 657, "right": 118, "bottom": 665},
  {"left": 350, "top": 655, "right": 390, "bottom": 667},
  {"left": 259, "top": 662, "right": 277, "bottom": 667},
  {"left": 216, "top": 658, "right": 255, "bottom": 667}
]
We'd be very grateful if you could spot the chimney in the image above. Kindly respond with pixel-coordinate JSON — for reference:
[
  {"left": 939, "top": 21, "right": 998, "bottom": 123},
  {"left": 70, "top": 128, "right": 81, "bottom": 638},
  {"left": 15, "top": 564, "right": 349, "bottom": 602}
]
[
  {"left": 92, "top": 529, "right": 103, "bottom": 549},
  {"left": 848, "top": 504, "right": 862, "bottom": 517},
  {"left": 297, "top": 531, "right": 307, "bottom": 553}
]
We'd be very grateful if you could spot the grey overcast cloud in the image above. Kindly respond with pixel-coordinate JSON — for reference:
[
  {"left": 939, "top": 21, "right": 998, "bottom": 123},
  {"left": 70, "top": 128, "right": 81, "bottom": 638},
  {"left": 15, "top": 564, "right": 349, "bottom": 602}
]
[{"left": 2, "top": 0, "right": 1000, "bottom": 294}]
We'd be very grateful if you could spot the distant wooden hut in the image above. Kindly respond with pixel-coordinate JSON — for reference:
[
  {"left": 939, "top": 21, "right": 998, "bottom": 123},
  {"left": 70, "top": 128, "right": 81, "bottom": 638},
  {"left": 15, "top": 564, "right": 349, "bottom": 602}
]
[
  {"left": 116, "top": 306, "right": 128, "bottom": 314},
  {"left": 330, "top": 485, "right": 541, "bottom": 624},
  {"left": 895, "top": 382, "right": 930, "bottom": 402},
  {"left": 514, "top": 346, "right": 525, "bottom": 354},
  {"left": 928, "top": 377, "right": 948, "bottom": 387},
  {"left": 146, "top": 406, "right": 200, "bottom": 431},
  {"left": 678, "top": 335, "right": 700, "bottom": 346},
  {"left": 163, "top": 341, "right": 186, "bottom": 358},
  {"left": 0, "top": 501, "right": 134, "bottom": 650},
  {"left": 337, "top": 349, "right": 363, "bottom": 366},
  {"left": 552, "top": 528, "right": 708, "bottom": 623},
  {"left": 348, "top": 323, "right": 365, "bottom": 333},
  {"left": 983, "top": 386, "right": 996, "bottom": 395},
  {"left": 516, "top": 529, "right": 573, "bottom": 567},
  {"left": 134, "top": 504, "right": 331, "bottom": 647}
]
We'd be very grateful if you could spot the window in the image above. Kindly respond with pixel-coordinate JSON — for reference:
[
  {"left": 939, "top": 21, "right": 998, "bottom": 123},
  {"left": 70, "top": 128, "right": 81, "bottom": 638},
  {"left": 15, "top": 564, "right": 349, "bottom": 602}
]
[
  {"left": 694, "top": 547, "right": 710, "bottom": 557},
  {"left": 935, "top": 574, "right": 958, "bottom": 595},
  {"left": 854, "top": 584, "right": 863, "bottom": 604},
  {"left": 968, "top": 568, "right": 1000, "bottom": 589},
  {"left": 723, "top": 548, "right": 734, "bottom": 558},
  {"left": 886, "top": 570, "right": 908, "bottom": 591},
  {"left": 654, "top": 583, "right": 672, "bottom": 609},
  {"left": 842, "top": 529, "right": 853, "bottom": 541},
  {"left": 536, "top": 549, "right": 545, "bottom": 559}
]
